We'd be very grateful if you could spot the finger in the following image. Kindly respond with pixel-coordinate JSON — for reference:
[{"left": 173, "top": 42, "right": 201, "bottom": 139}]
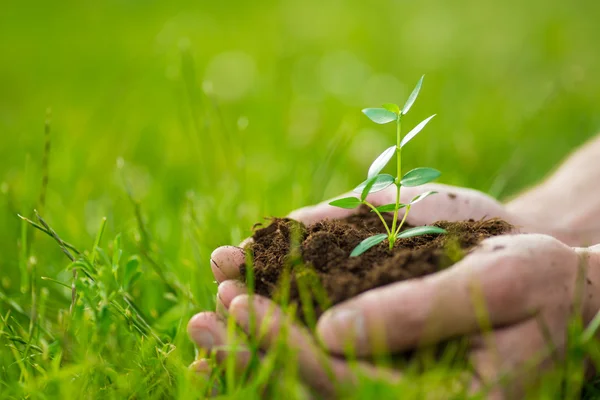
[
  {"left": 211, "top": 246, "right": 246, "bottom": 282},
  {"left": 287, "top": 183, "right": 513, "bottom": 227},
  {"left": 469, "top": 317, "right": 557, "bottom": 399},
  {"left": 215, "top": 279, "right": 248, "bottom": 317},
  {"left": 211, "top": 262, "right": 228, "bottom": 283},
  {"left": 218, "top": 280, "right": 248, "bottom": 309},
  {"left": 229, "top": 294, "right": 400, "bottom": 396},
  {"left": 317, "top": 234, "right": 577, "bottom": 355},
  {"left": 399, "top": 184, "right": 514, "bottom": 227},
  {"left": 187, "top": 312, "right": 253, "bottom": 371},
  {"left": 189, "top": 358, "right": 212, "bottom": 375},
  {"left": 287, "top": 186, "right": 397, "bottom": 225},
  {"left": 188, "top": 359, "right": 220, "bottom": 397},
  {"left": 239, "top": 237, "right": 254, "bottom": 248}
]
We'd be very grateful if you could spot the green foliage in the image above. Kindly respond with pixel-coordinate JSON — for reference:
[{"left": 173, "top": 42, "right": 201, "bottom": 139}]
[
  {"left": 400, "top": 114, "right": 437, "bottom": 147},
  {"left": 382, "top": 103, "right": 401, "bottom": 115},
  {"left": 328, "top": 197, "right": 362, "bottom": 209},
  {"left": 396, "top": 225, "right": 446, "bottom": 239},
  {"left": 402, "top": 75, "right": 424, "bottom": 115},
  {"left": 361, "top": 108, "right": 398, "bottom": 124},
  {"left": 367, "top": 145, "right": 396, "bottom": 178},
  {"left": 409, "top": 190, "right": 438, "bottom": 205},
  {"left": 1, "top": 1, "right": 600, "bottom": 398},
  {"left": 373, "top": 203, "right": 407, "bottom": 213},
  {"left": 400, "top": 167, "right": 441, "bottom": 187},
  {"left": 338, "top": 75, "right": 444, "bottom": 255},
  {"left": 354, "top": 174, "right": 395, "bottom": 200},
  {"left": 349, "top": 234, "right": 388, "bottom": 257}
]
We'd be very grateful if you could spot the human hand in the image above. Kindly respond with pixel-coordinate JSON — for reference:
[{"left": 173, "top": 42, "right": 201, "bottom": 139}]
[
  {"left": 188, "top": 284, "right": 401, "bottom": 397},
  {"left": 208, "top": 183, "right": 526, "bottom": 284},
  {"left": 190, "top": 234, "right": 600, "bottom": 398},
  {"left": 187, "top": 183, "right": 521, "bottom": 395},
  {"left": 313, "top": 234, "right": 600, "bottom": 397}
]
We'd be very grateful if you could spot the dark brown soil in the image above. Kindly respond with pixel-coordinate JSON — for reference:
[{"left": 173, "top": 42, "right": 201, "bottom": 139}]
[{"left": 241, "top": 206, "right": 513, "bottom": 325}]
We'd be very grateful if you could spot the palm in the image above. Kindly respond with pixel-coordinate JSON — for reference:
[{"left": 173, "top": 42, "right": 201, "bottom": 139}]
[
  {"left": 209, "top": 183, "right": 521, "bottom": 283},
  {"left": 192, "top": 233, "right": 599, "bottom": 398}
]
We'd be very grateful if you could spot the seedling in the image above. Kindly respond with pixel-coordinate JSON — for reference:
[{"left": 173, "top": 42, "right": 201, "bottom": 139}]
[{"left": 329, "top": 75, "right": 446, "bottom": 256}]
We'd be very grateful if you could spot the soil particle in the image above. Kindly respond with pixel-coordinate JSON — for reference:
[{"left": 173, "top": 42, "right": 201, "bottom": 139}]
[{"left": 241, "top": 206, "right": 513, "bottom": 324}]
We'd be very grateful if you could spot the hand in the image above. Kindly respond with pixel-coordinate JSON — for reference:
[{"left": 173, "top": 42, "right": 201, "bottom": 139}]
[
  {"left": 208, "top": 182, "right": 529, "bottom": 284},
  {"left": 190, "top": 234, "right": 600, "bottom": 398},
  {"left": 187, "top": 183, "right": 523, "bottom": 393},
  {"left": 188, "top": 284, "right": 401, "bottom": 397},
  {"left": 315, "top": 234, "right": 600, "bottom": 397}
]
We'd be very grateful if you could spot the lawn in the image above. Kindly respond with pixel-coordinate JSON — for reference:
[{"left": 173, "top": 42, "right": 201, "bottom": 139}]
[{"left": 1, "top": 0, "right": 600, "bottom": 398}]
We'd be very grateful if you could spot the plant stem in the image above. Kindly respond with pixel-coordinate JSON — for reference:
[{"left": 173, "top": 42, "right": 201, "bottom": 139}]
[
  {"left": 389, "top": 116, "right": 402, "bottom": 249},
  {"left": 363, "top": 201, "right": 391, "bottom": 236},
  {"left": 395, "top": 205, "right": 411, "bottom": 235}
]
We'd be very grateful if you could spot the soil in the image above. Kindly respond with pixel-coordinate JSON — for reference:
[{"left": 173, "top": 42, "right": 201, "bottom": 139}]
[{"left": 240, "top": 206, "right": 513, "bottom": 325}]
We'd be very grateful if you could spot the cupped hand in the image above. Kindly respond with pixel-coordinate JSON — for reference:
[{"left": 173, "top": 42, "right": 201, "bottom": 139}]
[
  {"left": 314, "top": 234, "right": 600, "bottom": 397},
  {"left": 188, "top": 284, "right": 401, "bottom": 397},
  {"left": 190, "top": 234, "right": 600, "bottom": 398},
  {"left": 208, "top": 183, "right": 524, "bottom": 284},
  {"left": 188, "top": 183, "right": 525, "bottom": 394}
]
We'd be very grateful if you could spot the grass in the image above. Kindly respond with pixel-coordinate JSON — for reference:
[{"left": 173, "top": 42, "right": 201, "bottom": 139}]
[{"left": 1, "top": 0, "right": 600, "bottom": 398}]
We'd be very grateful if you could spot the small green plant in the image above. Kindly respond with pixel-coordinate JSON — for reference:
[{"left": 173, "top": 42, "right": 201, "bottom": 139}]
[{"left": 329, "top": 75, "right": 446, "bottom": 256}]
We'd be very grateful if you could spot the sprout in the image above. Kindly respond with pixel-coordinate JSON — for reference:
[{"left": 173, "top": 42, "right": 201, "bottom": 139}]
[{"left": 329, "top": 75, "right": 446, "bottom": 256}]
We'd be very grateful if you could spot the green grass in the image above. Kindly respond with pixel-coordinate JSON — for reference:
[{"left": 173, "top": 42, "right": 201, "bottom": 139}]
[{"left": 1, "top": 0, "right": 600, "bottom": 398}]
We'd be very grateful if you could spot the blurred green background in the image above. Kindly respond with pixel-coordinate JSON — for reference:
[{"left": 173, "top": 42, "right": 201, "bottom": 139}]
[{"left": 1, "top": 0, "right": 600, "bottom": 397}]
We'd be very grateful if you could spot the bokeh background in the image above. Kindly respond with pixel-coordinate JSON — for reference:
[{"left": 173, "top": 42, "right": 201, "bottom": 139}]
[{"left": 1, "top": 0, "right": 600, "bottom": 396}]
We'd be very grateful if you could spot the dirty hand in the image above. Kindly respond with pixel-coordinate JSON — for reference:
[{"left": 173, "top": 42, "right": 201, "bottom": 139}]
[
  {"left": 189, "top": 234, "right": 600, "bottom": 398},
  {"left": 314, "top": 234, "right": 600, "bottom": 397},
  {"left": 208, "top": 183, "right": 529, "bottom": 283},
  {"left": 188, "top": 183, "right": 533, "bottom": 393},
  {"left": 189, "top": 183, "right": 512, "bottom": 393}
]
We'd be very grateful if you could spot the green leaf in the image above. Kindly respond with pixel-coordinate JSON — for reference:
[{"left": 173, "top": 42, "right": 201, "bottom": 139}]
[
  {"left": 123, "top": 256, "right": 140, "bottom": 290},
  {"left": 372, "top": 203, "right": 407, "bottom": 213},
  {"left": 368, "top": 145, "right": 396, "bottom": 178},
  {"left": 354, "top": 174, "right": 395, "bottom": 200},
  {"left": 362, "top": 108, "right": 397, "bottom": 124},
  {"left": 402, "top": 75, "right": 424, "bottom": 115},
  {"left": 400, "top": 114, "right": 436, "bottom": 148},
  {"left": 409, "top": 190, "right": 438, "bottom": 205},
  {"left": 359, "top": 175, "right": 378, "bottom": 201},
  {"left": 400, "top": 168, "right": 441, "bottom": 187},
  {"left": 329, "top": 197, "right": 362, "bottom": 209},
  {"left": 350, "top": 234, "right": 388, "bottom": 257},
  {"left": 382, "top": 103, "right": 400, "bottom": 115},
  {"left": 396, "top": 226, "right": 446, "bottom": 239}
]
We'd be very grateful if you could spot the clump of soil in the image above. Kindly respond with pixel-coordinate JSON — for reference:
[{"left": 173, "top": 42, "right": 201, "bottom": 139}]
[{"left": 241, "top": 206, "right": 513, "bottom": 325}]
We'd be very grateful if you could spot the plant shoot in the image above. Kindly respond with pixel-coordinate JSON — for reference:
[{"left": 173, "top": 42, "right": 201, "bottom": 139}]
[{"left": 330, "top": 75, "right": 446, "bottom": 256}]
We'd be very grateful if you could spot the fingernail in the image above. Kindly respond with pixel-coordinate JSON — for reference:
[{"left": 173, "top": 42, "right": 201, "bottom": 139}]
[{"left": 190, "top": 328, "right": 215, "bottom": 349}]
